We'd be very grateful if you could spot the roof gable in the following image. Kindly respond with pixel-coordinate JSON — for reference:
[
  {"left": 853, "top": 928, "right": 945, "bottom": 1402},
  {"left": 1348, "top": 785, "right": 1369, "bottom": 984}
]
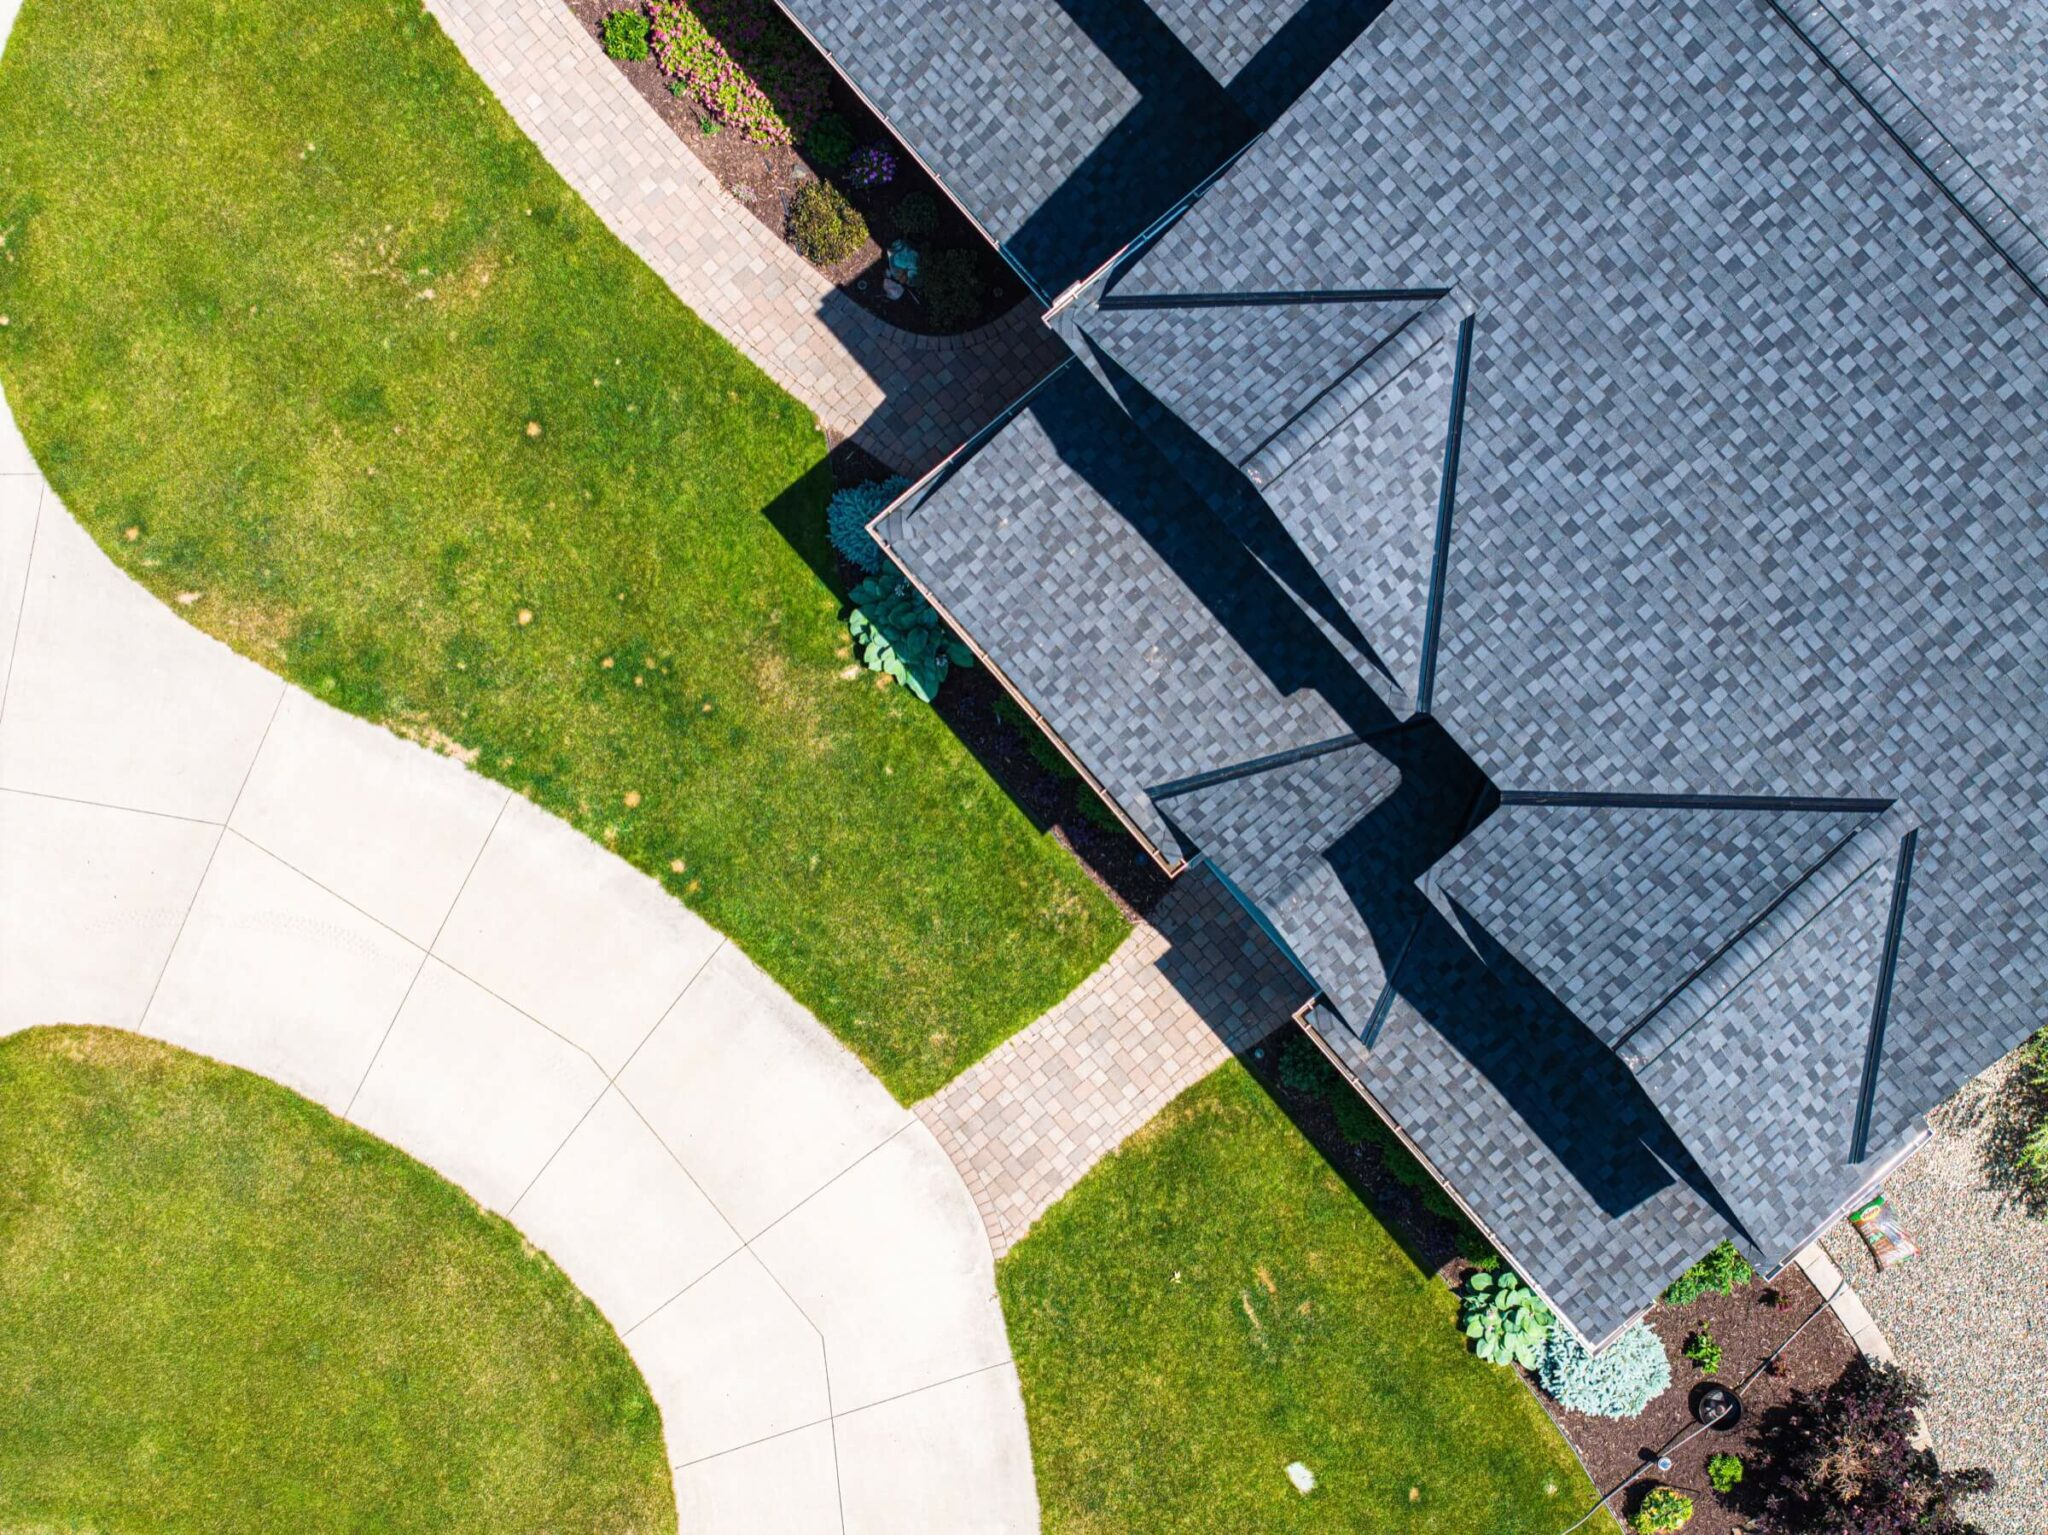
[{"left": 1428, "top": 797, "right": 1885, "bottom": 1047}]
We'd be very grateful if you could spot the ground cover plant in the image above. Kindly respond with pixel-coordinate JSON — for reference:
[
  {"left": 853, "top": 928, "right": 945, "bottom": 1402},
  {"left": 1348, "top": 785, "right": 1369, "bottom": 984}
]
[
  {"left": 0, "top": 0, "right": 1124, "bottom": 1101},
  {"left": 1000, "top": 1061, "right": 1613, "bottom": 1534},
  {"left": 647, "top": 0, "right": 827, "bottom": 143},
  {"left": 0, "top": 1026, "right": 673, "bottom": 1535}
]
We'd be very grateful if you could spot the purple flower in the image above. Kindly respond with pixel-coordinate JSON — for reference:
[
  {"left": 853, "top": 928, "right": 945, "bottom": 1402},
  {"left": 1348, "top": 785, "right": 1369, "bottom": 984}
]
[{"left": 846, "top": 146, "right": 896, "bottom": 188}]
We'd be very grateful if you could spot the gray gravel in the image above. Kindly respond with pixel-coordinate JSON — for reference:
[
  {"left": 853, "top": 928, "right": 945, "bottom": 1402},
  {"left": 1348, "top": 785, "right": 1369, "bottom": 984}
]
[{"left": 1820, "top": 1052, "right": 2047, "bottom": 1534}]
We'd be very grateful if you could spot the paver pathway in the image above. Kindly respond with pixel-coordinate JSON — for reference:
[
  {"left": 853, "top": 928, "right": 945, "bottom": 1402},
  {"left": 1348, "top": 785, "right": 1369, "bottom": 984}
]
[
  {"left": 919, "top": 867, "right": 1309, "bottom": 1257},
  {"left": 424, "top": 0, "right": 1066, "bottom": 474},
  {"left": 0, "top": 384, "right": 1035, "bottom": 1535}
]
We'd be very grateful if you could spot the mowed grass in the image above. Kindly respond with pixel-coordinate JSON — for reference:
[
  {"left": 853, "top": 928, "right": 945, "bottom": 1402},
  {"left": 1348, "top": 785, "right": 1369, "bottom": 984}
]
[
  {"left": 999, "top": 1058, "right": 1611, "bottom": 1535},
  {"left": 0, "top": 1026, "right": 673, "bottom": 1534},
  {"left": 0, "top": 0, "right": 1124, "bottom": 1101}
]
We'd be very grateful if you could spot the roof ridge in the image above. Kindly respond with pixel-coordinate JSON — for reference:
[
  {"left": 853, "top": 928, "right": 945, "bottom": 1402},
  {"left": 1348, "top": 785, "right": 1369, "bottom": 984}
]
[
  {"left": 1768, "top": 0, "right": 2048, "bottom": 302},
  {"left": 1243, "top": 289, "right": 1474, "bottom": 489},
  {"left": 1621, "top": 803, "right": 1917, "bottom": 1069}
]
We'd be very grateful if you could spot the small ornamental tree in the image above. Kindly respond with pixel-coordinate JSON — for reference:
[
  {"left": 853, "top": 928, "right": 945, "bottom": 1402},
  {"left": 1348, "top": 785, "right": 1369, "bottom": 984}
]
[{"left": 1754, "top": 1359, "right": 1993, "bottom": 1535}]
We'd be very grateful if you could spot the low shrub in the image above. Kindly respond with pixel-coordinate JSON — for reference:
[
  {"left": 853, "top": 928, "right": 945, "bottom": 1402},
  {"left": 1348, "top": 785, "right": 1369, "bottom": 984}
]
[
  {"left": 802, "top": 110, "right": 853, "bottom": 169},
  {"left": 846, "top": 145, "right": 896, "bottom": 188},
  {"left": 602, "top": 7, "right": 651, "bottom": 59},
  {"left": 1994, "top": 1026, "right": 2048, "bottom": 1212},
  {"left": 1631, "top": 1487, "right": 1694, "bottom": 1534},
  {"left": 894, "top": 188, "right": 939, "bottom": 238},
  {"left": 847, "top": 571, "right": 972, "bottom": 702},
  {"left": 1660, "top": 1239, "right": 1753, "bottom": 1307},
  {"left": 787, "top": 179, "right": 867, "bottom": 264},
  {"left": 1539, "top": 1322, "right": 1671, "bottom": 1418},
  {"left": 825, "top": 476, "right": 908, "bottom": 574},
  {"left": 1754, "top": 1358, "right": 1993, "bottom": 1535},
  {"left": 923, "top": 248, "right": 983, "bottom": 329},
  {"left": 1459, "top": 1269, "right": 1553, "bottom": 1370},
  {"left": 648, "top": 0, "right": 828, "bottom": 144},
  {"left": 1706, "top": 1452, "right": 1743, "bottom": 1495},
  {"left": 1683, "top": 1323, "right": 1722, "bottom": 1374}
]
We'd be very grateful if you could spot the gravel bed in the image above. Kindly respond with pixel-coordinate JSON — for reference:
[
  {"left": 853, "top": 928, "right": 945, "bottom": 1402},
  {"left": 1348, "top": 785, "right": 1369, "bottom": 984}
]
[{"left": 1819, "top": 1052, "right": 2047, "bottom": 1533}]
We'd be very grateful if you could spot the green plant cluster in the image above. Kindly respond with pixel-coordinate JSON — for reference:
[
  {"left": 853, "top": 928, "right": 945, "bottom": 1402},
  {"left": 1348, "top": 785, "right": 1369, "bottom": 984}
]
[
  {"left": 1631, "top": 1486, "right": 1694, "bottom": 1533},
  {"left": 1459, "top": 1269, "right": 1554, "bottom": 1369},
  {"left": 923, "top": 247, "right": 983, "bottom": 328},
  {"left": 1661, "top": 1239, "right": 1754, "bottom": 1306},
  {"left": 1707, "top": 1451, "right": 1744, "bottom": 1494},
  {"left": 787, "top": 178, "right": 868, "bottom": 264},
  {"left": 1539, "top": 1321, "right": 1672, "bottom": 1418},
  {"left": 825, "top": 476, "right": 908, "bottom": 574},
  {"left": 1683, "top": 1323, "right": 1723, "bottom": 1374},
  {"left": 847, "top": 571, "right": 972, "bottom": 702},
  {"left": 802, "top": 110, "right": 853, "bottom": 169},
  {"left": 2012, "top": 1026, "right": 2048, "bottom": 1204},
  {"left": 601, "top": 7, "right": 651, "bottom": 59},
  {"left": 894, "top": 188, "right": 939, "bottom": 238}
]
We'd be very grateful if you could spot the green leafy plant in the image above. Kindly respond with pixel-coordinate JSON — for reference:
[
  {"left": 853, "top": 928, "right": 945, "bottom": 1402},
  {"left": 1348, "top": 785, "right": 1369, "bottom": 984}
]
[
  {"left": 802, "top": 110, "right": 853, "bottom": 169},
  {"left": 601, "top": 7, "right": 651, "bottom": 60},
  {"left": 1707, "top": 1452, "right": 1744, "bottom": 1495},
  {"left": 1683, "top": 1323, "right": 1723, "bottom": 1374},
  {"left": 787, "top": 178, "right": 868, "bottom": 264},
  {"left": 826, "top": 476, "right": 908, "bottom": 574},
  {"left": 648, "top": 0, "right": 829, "bottom": 144},
  {"left": 1539, "top": 1321, "right": 1671, "bottom": 1418},
  {"left": 895, "top": 188, "right": 939, "bottom": 238},
  {"left": 923, "top": 247, "right": 983, "bottom": 329},
  {"left": 1991, "top": 1025, "right": 2048, "bottom": 1214},
  {"left": 847, "top": 571, "right": 972, "bottom": 702},
  {"left": 1661, "top": 1240, "right": 1754, "bottom": 1307},
  {"left": 1459, "top": 1269, "right": 1554, "bottom": 1370},
  {"left": 1631, "top": 1486, "right": 1694, "bottom": 1533}
]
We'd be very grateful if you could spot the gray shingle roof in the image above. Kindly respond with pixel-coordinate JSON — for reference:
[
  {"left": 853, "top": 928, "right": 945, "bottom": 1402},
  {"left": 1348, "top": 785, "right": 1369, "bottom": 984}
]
[
  {"left": 852, "top": 0, "right": 2048, "bottom": 1343},
  {"left": 873, "top": 362, "right": 1406, "bottom": 861}
]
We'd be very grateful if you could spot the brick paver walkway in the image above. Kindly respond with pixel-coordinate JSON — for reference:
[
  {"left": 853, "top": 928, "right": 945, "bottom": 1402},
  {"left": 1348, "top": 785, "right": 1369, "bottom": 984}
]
[
  {"left": 917, "top": 866, "right": 1310, "bottom": 1257},
  {"left": 425, "top": 0, "right": 1065, "bottom": 473}
]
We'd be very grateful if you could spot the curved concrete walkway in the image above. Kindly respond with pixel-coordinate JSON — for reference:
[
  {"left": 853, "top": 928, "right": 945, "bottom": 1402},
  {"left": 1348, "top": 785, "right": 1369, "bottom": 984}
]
[
  {"left": 0, "top": 388, "right": 1036, "bottom": 1534},
  {"left": 422, "top": 0, "right": 1066, "bottom": 473}
]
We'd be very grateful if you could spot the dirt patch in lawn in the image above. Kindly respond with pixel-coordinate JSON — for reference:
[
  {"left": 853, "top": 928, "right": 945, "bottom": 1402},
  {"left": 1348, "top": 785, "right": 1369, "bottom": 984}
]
[
  {"left": 562, "top": 0, "right": 1025, "bottom": 335},
  {"left": 1549, "top": 1266, "right": 1862, "bottom": 1535}
]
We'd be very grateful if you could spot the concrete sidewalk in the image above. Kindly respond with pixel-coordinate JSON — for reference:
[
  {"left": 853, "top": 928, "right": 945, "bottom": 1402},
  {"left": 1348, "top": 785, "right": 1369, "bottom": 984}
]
[{"left": 0, "top": 382, "right": 1036, "bottom": 1534}]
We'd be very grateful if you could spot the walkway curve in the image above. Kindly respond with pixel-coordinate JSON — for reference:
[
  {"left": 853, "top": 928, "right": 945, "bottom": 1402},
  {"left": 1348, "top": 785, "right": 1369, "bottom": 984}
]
[
  {"left": 0, "top": 383, "right": 1037, "bottom": 1534},
  {"left": 423, "top": 0, "right": 1067, "bottom": 473}
]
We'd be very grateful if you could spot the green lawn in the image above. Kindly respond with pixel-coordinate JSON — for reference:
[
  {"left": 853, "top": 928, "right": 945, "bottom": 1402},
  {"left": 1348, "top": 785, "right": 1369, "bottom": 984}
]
[
  {"left": 999, "top": 1053, "right": 1612, "bottom": 1535},
  {"left": 0, "top": 1026, "right": 673, "bottom": 1534},
  {"left": 0, "top": 0, "right": 1124, "bottom": 1102}
]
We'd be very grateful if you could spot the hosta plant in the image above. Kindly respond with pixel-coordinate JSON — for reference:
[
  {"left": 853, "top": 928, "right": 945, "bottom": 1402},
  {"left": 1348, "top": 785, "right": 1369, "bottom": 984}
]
[
  {"left": 1540, "top": 1321, "right": 1671, "bottom": 1418},
  {"left": 1631, "top": 1487, "right": 1694, "bottom": 1533},
  {"left": 1459, "top": 1269, "right": 1553, "bottom": 1369},
  {"left": 826, "top": 477, "right": 908, "bottom": 574},
  {"left": 847, "top": 572, "right": 972, "bottom": 702}
]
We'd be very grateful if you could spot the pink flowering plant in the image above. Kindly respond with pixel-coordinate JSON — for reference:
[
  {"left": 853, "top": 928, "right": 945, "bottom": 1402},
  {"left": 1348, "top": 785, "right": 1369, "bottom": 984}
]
[{"left": 647, "top": 0, "right": 828, "bottom": 145}]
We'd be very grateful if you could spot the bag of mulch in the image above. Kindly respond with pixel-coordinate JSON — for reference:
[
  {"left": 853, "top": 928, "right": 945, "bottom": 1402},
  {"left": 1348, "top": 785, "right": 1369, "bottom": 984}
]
[{"left": 1848, "top": 1192, "right": 1919, "bottom": 1269}]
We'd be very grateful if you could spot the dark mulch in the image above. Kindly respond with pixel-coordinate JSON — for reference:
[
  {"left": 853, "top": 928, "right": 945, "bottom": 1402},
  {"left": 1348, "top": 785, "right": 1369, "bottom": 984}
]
[
  {"left": 562, "top": 0, "right": 1022, "bottom": 335},
  {"left": 1547, "top": 1267, "right": 1861, "bottom": 1535}
]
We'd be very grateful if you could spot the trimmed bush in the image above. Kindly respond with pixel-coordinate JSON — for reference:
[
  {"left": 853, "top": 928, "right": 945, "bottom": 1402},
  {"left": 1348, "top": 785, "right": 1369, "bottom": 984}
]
[
  {"left": 895, "top": 188, "right": 939, "bottom": 238},
  {"left": 1459, "top": 1269, "right": 1554, "bottom": 1370},
  {"left": 1706, "top": 1452, "right": 1743, "bottom": 1495},
  {"left": 802, "top": 110, "right": 853, "bottom": 169},
  {"left": 847, "top": 571, "right": 972, "bottom": 702},
  {"left": 1755, "top": 1359, "right": 1993, "bottom": 1535},
  {"left": 1631, "top": 1487, "right": 1694, "bottom": 1533},
  {"left": 826, "top": 476, "right": 909, "bottom": 574},
  {"left": 787, "top": 179, "right": 868, "bottom": 264},
  {"left": 924, "top": 248, "right": 983, "bottom": 329},
  {"left": 601, "top": 7, "right": 651, "bottom": 59},
  {"left": 648, "top": 0, "right": 828, "bottom": 144},
  {"left": 1539, "top": 1322, "right": 1671, "bottom": 1418},
  {"left": 1661, "top": 1239, "right": 1754, "bottom": 1307}
]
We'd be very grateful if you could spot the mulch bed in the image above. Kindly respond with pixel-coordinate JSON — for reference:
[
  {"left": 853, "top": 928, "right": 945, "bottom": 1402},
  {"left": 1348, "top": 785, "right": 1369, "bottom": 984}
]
[
  {"left": 561, "top": 0, "right": 1023, "bottom": 335},
  {"left": 1545, "top": 1266, "right": 1861, "bottom": 1534}
]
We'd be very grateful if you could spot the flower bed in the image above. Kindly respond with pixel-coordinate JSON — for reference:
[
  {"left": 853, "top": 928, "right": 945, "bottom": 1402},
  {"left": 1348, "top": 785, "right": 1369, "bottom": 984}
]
[{"left": 574, "top": 0, "right": 1019, "bottom": 335}]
